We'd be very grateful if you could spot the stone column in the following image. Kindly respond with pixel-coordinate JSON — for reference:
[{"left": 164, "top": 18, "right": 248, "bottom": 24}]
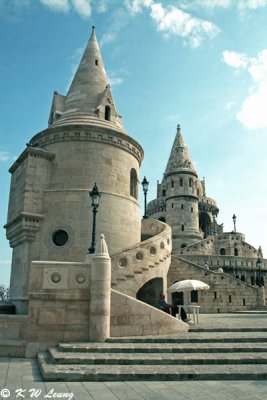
[
  {"left": 89, "top": 234, "right": 111, "bottom": 342},
  {"left": 257, "top": 286, "right": 266, "bottom": 307}
]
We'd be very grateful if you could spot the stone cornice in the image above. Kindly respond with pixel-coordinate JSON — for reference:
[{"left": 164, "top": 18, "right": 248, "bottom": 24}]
[
  {"left": 29, "top": 124, "right": 144, "bottom": 165},
  {"left": 9, "top": 147, "right": 55, "bottom": 174},
  {"left": 4, "top": 212, "right": 45, "bottom": 248},
  {"left": 166, "top": 194, "right": 198, "bottom": 201},
  {"left": 164, "top": 170, "right": 198, "bottom": 179}
]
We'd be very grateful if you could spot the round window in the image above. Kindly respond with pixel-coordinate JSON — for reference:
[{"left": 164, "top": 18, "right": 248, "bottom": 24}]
[{"left": 52, "top": 230, "right": 69, "bottom": 247}]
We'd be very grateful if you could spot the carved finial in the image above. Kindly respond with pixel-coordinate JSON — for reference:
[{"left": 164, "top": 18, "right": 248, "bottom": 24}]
[
  {"left": 95, "top": 233, "right": 109, "bottom": 256},
  {"left": 177, "top": 124, "right": 181, "bottom": 133},
  {"left": 92, "top": 26, "right": 95, "bottom": 31}
]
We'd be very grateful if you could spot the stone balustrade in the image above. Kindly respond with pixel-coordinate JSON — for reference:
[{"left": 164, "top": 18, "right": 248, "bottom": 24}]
[{"left": 110, "top": 219, "right": 172, "bottom": 295}]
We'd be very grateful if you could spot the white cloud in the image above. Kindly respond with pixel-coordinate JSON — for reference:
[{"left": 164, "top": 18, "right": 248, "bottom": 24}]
[
  {"left": 150, "top": 3, "right": 220, "bottom": 47},
  {"left": 40, "top": 0, "right": 92, "bottom": 17},
  {"left": 191, "top": 0, "right": 231, "bottom": 8},
  {"left": 125, "top": 1, "right": 220, "bottom": 48},
  {"left": 100, "top": 7, "right": 129, "bottom": 46},
  {"left": 124, "top": 0, "right": 153, "bottom": 14},
  {"left": 237, "top": 82, "right": 267, "bottom": 129},
  {"left": 223, "top": 49, "right": 267, "bottom": 129},
  {"left": 100, "top": 32, "right": 117, "bottom": 46},
  {"left": 108, "top": 76, "right": 124, "bottom": 86},
  {"left": 0, "top": 151, "right": 16, "bottom": 162},
  {"left": 107, "top": 68, "right": 129, "bottom": 87},
  {"left": 223, "top": 50, "right": 248, "bottom": 69},
  {"left": 96, "top": 0, "right": 109, "bottom": 13},
  {"left": 238, "top": 0, "right": 267, "bottom": 9},
  {"left": 40, "top": 0, "right": 70, "bottom": 13},
  {"left": 225, "top": 101, "right": 235, "bottom": 110},
  {"left": 187, "top": 0, "right": 267, "bottom": 9},
  {"left": 71, "top": 0, "right": 91, "bottom": 18}
]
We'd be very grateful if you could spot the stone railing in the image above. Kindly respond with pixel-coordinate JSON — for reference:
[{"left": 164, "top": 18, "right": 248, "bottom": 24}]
[
  {"left": 181, "top": 254, "right": 267, "bottom": 271},
  {"left": 110, "top": 219, "right": 172, "bottom": 295}
]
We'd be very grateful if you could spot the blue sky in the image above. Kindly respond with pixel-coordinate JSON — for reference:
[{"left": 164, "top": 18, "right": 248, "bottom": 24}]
[{"left": 1, "top": 0, "right": 267, "bottom": 286}]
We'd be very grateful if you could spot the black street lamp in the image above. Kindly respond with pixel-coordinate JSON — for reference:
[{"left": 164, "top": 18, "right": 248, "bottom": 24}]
[
  {"left": 88, "top": 183, "right": 101, "bottom": 254},
  {"left": 141, "top": 176, "right": 149, "bottom": 219},
  {"left": 256, "top": 257, "right": 263, "bottom": 287},
  {"left": 232, "top": 214, "right": 237, "bottom": 233}
]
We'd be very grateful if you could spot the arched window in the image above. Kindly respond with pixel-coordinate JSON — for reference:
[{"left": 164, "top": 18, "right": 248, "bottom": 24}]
[
  {"left": 179, "top": 178, "right": 183, "bottom": 187},
  {"left": 189, "top": 178, "right": 193, "bottom": 187},
  {"left": 199, "top": 212, "right": 212, "bottom": 238},
  {"left": 234, "top": 248, "right": 238, "bottom": 256},
  {"left": 171, "top": 180, "right": 174, "bottom": 188},
  {"left": 105, "top": 105, "right": 111, "bottom": 121},
  {"left": 220, "top": 248, "right": 226, "bottom": 255},
  {"left": 130, "top": 168, "right": 138, "bottom": 199}
]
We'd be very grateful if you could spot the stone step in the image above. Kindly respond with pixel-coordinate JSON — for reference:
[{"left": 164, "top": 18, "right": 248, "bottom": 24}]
[
  {"left": 190, "top": 327, "right": 267, "bottom": 332},
  {"left": 49, "top": 348, "right": 267, "bottom": 365},
  {"left": 0, "top": 339, "right": 26, "bottom": 357},
  {"left": 57, "top": 342, "right": 267, "bottom": 354},
  {"left": 37, "top": 353, "right": 267, "bottom": 381},
  {"left": 106, "top": 332, "right": 267, "bottom": 343}
]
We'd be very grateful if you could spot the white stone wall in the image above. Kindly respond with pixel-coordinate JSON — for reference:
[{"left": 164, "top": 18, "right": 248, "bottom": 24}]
[
  {"left": 111, "top": 289, "right": 188, "bottom": 336},
  {"left": 168, "top": 256, "right": 261, "bottom": 312}
]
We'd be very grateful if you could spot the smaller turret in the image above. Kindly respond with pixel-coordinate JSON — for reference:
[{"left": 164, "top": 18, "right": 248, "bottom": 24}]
[{"left": 147, "top": 124, "right": 221, "bottom": 251}]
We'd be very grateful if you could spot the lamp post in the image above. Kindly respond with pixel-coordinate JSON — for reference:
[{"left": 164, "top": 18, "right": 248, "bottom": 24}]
[
  {"left": 256, "top": 257, "right": 263, "bottom": 287},
  {"left": 232, "top": 214, "right": 237, "bottom": 233},
  {"left": 88, "top": 183, "right": 101, "bottom": 254},
  {"left": 141, "top": 176, "right": 149, "bottom": 219}
]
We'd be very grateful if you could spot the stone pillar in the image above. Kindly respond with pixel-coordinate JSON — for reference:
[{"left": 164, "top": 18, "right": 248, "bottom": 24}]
[
  {"left": 258, "top": 286, "right": 266, "bottom": 307},
  {"left": 89, "top": 234, "right": 111, "bottom": 342}
]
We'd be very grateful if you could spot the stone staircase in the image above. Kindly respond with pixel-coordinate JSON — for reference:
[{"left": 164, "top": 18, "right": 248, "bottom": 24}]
[
  {"left": 110, "top": 218, "right": 172, "bottom": 296},
  {"left": 37, "top": 327, "right": 267, "bottom": 381}
]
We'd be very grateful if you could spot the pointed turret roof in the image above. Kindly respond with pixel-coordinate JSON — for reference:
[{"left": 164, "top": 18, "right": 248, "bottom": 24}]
[
  {"left": 165, "top": 124, "right": 197, "bottom": 175},
  {"left": 50, "top": 27, "right": 125, "bottom": 133}
]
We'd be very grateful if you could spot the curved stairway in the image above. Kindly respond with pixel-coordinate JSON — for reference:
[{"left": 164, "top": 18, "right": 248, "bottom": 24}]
[{"left": 110, "top": 218, "right": 172, "bottom": 296}]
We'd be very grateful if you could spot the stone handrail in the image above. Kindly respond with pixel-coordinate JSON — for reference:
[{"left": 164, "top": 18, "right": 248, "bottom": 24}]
[
  {"left": 111, "top": 219, "right": 172, "bottom": 289},
  {"left": 179, "top": 254, "right": 267, "bottom": 270}
]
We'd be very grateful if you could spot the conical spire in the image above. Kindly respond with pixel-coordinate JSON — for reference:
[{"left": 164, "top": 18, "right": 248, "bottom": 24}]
[
  {"left": 50, "top": 27, "right": 124, "bottom": 132},
  {"left": 165, "top": 124, "right": 196, "bottom": 174},
  {"left": 64, "top": 26, "right": 108, "bottom": 114}
]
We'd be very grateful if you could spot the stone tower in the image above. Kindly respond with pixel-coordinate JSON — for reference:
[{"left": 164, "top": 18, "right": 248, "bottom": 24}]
[
  {"left": 147, "top": 124, "right": 219, "bottom": 251},
  {"left": 5, "top": 27, "right": 144, "bottom": 313}
]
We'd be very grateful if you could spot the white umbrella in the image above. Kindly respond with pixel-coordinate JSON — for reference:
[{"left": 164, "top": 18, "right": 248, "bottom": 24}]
[{"left": 167, "top": 279, "right": 210, "bottom": 293}]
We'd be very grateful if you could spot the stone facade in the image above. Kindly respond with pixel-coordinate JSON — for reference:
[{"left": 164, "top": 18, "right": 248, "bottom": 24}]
[
  {"left": 168, "top": 257, "right": 263, "bottom": 313},
  {"left": 147, "top": 125, "right": 266, "bottom": 311}
]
